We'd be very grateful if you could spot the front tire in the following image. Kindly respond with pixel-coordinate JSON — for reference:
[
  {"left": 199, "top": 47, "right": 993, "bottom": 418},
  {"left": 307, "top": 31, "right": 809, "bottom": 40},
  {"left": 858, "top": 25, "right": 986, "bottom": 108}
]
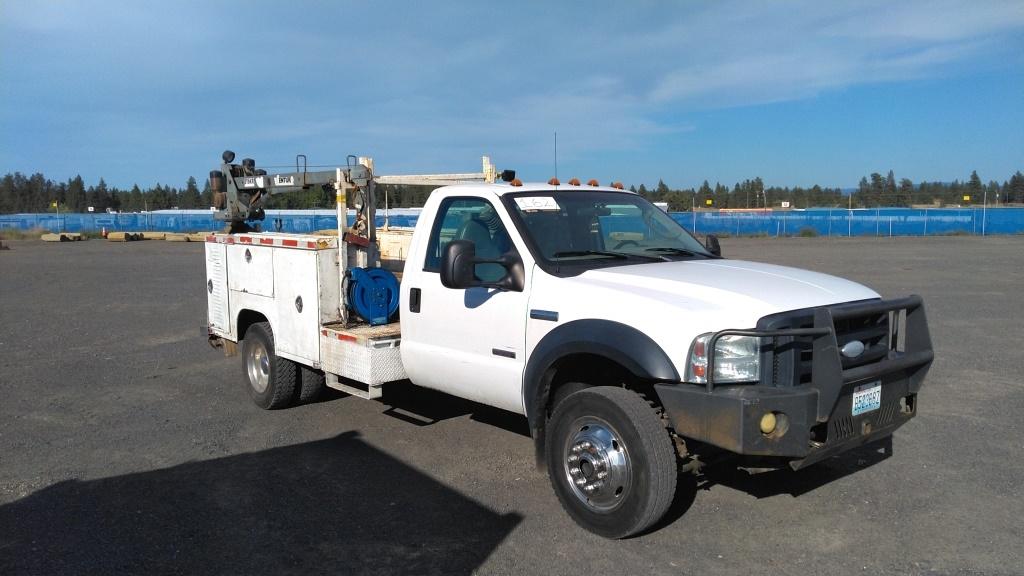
[
  {"left": 241, "top": 322, "right": 296, "bottom": 409},
  {"left": 545, "top": 386, "right": 677, "bottom": 538}
]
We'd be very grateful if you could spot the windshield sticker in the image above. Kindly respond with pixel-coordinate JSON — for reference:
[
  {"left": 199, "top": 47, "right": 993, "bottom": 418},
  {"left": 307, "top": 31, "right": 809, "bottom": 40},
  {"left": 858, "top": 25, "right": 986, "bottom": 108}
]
[{"left": 515, "top": 196, "right": 561, "bottom": 211}]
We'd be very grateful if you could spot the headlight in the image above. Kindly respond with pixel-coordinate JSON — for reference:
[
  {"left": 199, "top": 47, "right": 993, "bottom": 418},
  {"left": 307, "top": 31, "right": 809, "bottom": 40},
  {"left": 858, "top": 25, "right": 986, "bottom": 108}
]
[{"left": 685, "top": 333, "right": 761, "bottom": 384}]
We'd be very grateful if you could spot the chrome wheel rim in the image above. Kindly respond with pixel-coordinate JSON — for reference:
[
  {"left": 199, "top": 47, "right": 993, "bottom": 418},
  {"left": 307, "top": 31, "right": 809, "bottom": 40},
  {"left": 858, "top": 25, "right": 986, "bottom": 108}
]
[
  {"left": 246, "top": 340, "right": 270, "bottom": 394},
  {"left": 562, "top": 416, "right": 632, "bottom": 512}
]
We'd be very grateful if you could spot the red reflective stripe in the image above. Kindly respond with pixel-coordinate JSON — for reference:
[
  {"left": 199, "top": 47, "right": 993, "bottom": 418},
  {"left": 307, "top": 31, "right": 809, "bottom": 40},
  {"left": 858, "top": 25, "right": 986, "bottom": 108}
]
[
  {"left": 321, "top": 329, "right": 328, "bottom": 336},
  {"left": 207, "top": 235, "right": 324, "bottom": 248},
  {"left": 337, "top": 334, "right": 357, "bottom": 342}
]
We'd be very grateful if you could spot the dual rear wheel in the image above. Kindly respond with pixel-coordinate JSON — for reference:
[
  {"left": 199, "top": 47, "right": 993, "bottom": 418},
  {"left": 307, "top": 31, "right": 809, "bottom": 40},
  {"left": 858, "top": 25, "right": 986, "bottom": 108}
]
[{"left": 241, "top": 321, "right": 323, "bottom": 409}]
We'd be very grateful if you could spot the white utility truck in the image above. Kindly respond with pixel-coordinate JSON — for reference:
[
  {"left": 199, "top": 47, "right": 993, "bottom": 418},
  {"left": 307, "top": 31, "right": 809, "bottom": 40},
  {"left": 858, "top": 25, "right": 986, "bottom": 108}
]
[{"left": 205, "top": 152, "right": 933, "bottom": 538}]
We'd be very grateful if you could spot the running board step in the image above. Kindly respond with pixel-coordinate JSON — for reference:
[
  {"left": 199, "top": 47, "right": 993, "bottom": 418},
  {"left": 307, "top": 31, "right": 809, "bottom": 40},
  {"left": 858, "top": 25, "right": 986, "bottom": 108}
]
[{"left": 326, "top": 373, "right": 383, "bottom": 399}]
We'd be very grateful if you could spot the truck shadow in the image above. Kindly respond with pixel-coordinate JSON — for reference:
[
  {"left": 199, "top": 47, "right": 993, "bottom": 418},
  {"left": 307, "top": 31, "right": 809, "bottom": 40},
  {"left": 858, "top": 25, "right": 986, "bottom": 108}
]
[
  {"left": 0, "top": 431, "right": 521, "bottom": 576},
  {"left": 375, "top": 384, "right": 532, "bottom": 438},
  {"left": 697, "top": 436, "right": 893, "bottom": 499}
]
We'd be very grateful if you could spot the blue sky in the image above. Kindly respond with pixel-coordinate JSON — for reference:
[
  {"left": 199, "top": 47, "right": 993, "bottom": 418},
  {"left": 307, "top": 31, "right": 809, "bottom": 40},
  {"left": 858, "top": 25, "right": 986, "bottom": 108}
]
[{"left": 2, "top": 1, "right": 1022, "bottom": 190}]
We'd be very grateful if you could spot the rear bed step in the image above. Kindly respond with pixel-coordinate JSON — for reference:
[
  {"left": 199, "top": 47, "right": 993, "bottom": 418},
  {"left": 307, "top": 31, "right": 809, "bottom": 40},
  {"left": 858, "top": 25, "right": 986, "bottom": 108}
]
[{"left": 326, "top": 373, "right": 384, "bottom": 399}]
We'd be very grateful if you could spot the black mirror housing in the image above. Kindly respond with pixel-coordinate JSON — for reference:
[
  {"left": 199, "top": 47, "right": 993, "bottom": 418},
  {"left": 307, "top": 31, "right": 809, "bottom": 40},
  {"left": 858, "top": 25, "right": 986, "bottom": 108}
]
[
  {"left": 440, "top": 240, "right": 478, "bottom": 288},
  {"left": 705, "top": 234, "right": 722, "bottom": 257},
  {"left": 440, "top": 240, "right": 525, "bottom": 291}
]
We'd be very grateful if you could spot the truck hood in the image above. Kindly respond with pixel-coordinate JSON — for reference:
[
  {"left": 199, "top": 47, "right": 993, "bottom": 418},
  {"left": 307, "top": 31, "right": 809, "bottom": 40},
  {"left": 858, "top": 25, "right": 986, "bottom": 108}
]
[{"left": 574, "top": 259, "right": 880, "bottom": 316}]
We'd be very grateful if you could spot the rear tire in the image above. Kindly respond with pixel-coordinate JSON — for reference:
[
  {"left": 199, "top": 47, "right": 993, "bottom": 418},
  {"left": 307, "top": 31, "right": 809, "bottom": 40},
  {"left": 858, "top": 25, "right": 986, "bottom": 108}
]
[
  {"left": 545, "top": 386, "right": 677, "bottom": 538},
  {"left": 241, "top": 322, "right": 296, "bottom": 409},
  {"left": 296, "top": 365, "right": 325, "bottom": 404}
]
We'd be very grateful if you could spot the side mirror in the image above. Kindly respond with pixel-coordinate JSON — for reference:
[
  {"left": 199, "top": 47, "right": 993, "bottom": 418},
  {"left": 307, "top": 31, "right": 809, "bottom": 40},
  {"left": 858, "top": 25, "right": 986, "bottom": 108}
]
[
  {"left": 440, "top": 240, "right": 478, "bottom": 288},
  {"left": 705, "top": 234, "right": 722, "bottom": 257},
  {"left": 440, "top": 240, "right": 525, "bottom": 291}
]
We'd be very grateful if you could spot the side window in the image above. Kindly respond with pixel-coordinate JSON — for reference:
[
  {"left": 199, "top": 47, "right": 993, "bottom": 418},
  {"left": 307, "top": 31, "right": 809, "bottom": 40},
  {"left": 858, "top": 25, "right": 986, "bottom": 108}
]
[{"left": 424, "top": 197, "right": 516, "bottom": 282}]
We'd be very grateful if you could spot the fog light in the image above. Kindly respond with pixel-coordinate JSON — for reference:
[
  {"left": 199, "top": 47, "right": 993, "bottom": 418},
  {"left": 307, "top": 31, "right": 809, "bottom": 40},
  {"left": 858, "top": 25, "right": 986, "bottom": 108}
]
[{"left": 760, "top": 412, "right": 777, "bottom": 435}]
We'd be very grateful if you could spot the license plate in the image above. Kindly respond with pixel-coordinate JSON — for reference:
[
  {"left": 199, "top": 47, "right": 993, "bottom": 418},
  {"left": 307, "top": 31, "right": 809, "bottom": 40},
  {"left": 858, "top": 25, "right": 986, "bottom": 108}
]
[{"left": 852, "top": 381, "right": 882, "bottom": 416}]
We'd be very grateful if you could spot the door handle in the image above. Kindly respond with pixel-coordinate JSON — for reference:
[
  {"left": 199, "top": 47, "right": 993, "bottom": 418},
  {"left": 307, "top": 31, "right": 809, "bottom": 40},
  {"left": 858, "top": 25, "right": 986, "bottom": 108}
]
[{"left": 409, "top": 288, "right": 421, "bottom": 313}]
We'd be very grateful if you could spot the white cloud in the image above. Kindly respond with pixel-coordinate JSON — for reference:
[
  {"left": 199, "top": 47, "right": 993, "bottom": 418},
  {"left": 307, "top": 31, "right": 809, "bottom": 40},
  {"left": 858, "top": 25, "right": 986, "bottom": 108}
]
[
  {"left": 643, "top": 0, "right": 1023, "bottom": 107},
  {"left": 819, "top": 0, "right": 1024, "bottom": 41}
]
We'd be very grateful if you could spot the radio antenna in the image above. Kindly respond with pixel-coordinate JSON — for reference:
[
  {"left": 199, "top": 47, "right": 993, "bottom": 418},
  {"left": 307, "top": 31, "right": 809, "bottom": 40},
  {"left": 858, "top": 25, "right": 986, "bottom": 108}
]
[{"left": 554, "top": 131, "right": 558, "bottom": 181}]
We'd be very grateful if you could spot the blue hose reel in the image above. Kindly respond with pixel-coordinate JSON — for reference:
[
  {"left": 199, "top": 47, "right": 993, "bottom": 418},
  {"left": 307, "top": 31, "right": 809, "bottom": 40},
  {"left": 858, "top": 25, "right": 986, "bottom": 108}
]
[{"left": 348, "top": 267, "right": 400, "bottom": 326}]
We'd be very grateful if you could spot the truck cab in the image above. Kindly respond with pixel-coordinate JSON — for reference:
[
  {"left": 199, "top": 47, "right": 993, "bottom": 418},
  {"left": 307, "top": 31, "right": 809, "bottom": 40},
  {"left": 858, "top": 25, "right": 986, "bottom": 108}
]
[{"left": 208, "top": 175, "right": 933, "bottom": 539}]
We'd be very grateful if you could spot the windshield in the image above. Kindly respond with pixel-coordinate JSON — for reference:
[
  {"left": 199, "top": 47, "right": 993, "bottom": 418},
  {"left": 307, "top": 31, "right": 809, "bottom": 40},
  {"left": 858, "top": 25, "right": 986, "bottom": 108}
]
[{"left": 504, "top": 190, "right": 713, "bottom": 269}]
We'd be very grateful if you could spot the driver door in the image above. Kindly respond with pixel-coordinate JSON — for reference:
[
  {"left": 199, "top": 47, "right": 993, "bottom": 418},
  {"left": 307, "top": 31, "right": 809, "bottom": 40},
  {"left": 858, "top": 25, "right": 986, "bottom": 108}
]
[{"left": 400, "top": 196, "right": 530, "bottom": 415}]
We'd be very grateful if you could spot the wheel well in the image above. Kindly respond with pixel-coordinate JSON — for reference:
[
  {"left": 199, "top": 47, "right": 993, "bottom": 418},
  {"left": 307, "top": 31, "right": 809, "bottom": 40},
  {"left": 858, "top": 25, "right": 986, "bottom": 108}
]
[
  {"left": 543, "top": 353, "right": 659, "bottom": 416},
  {"left": 236, "top": 309, "right": 268, "bottom": 341},
  {"left": 545, "top": 354, "right": 626, "bottom": 415}
]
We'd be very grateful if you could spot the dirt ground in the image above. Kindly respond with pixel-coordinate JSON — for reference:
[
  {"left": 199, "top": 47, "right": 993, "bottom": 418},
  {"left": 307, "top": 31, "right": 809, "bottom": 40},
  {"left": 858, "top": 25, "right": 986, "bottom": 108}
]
[{"left": 1, "top": 235, "right": 1022, "bottom": 575}]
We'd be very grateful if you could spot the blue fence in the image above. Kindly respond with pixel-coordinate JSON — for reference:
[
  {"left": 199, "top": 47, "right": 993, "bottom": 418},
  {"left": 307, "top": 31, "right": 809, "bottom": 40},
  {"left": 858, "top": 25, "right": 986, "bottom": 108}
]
[
  {"left": 674, "top": 207, "right": 1024, "bottom": 236},
  {"left": 0, "top": 210, "right": 420, "bottom": 234},
  {"left": 3, "top": 207, "right": 1024, "bottom": 236}
]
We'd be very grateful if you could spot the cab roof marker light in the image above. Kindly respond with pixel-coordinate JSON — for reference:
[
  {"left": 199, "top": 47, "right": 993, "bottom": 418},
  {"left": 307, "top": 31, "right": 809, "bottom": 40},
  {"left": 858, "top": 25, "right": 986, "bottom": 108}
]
[
  {"left": 548, "top": 177, "right": 561, "bottom": 186},
  {"left": 611, "top": 182, "right": 624, "bottom": 190},
  {"left": 510, "top": 178, "right": 523, "bottom": 187},
  {"left": 587, "top": 179, "right": 600, "bottom": 186},
  {"left": 568, "top": 178, "right": 581, "bottom": 186}
]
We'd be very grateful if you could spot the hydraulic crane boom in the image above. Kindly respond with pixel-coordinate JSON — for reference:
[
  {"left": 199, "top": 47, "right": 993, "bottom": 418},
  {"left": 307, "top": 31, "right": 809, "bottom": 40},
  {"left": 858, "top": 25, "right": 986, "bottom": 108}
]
[{"left": 209, "top": 150, "right": 504, "bottom": 233}]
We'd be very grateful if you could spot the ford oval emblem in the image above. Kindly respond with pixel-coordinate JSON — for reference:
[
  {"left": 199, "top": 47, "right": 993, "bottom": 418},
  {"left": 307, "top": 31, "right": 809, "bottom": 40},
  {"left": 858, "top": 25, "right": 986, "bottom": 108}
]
[{"left": 841, "top": 340, "right": 866, "bottom": 358}]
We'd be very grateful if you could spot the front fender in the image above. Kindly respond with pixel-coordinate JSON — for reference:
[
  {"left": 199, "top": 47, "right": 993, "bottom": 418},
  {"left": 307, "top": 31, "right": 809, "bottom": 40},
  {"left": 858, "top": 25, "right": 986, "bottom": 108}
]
[{"left": 523, "top": 319, "right": 679, "bottom": 465}]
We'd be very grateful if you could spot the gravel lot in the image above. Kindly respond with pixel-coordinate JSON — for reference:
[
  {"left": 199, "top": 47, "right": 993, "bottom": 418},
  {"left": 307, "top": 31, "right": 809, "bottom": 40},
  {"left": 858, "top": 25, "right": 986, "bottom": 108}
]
[{"left": 1, "top": 235, "right": 1022, "bottom": 575}]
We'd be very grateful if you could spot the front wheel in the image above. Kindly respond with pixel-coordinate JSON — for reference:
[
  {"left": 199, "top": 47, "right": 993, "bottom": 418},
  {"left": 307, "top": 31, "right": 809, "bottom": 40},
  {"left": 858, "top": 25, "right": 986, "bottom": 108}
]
[
  {"left": 545, "top": 386, "right": 677, "bottom": 538},
  {"left": 241, "top": 322, "right": 296, "bottom": 409}
]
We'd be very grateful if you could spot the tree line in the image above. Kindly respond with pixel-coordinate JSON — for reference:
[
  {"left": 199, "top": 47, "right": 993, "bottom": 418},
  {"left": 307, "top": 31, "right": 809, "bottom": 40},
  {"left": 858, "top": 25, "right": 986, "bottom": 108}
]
[
  {"left": 1, "top": 169, "right": 1022, "bottom": 214},
  {"left": 0, "top": 174, "right": 210, "bottom": 214},
  {"left": 632, "top": 169, "right": 1024, "bottom": 212}
]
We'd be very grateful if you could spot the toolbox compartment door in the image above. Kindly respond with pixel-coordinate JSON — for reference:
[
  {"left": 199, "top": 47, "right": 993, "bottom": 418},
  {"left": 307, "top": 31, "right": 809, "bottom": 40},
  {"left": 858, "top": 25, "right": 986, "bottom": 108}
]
[
  {"left": 205, "top": 242, "right": 230, "bottom": 333},
  {"left": 273, "top": 248, "right": 320, "bottom": 363},
  {"left": 227, "top": 244, "right": 274, "bottom": 297}
]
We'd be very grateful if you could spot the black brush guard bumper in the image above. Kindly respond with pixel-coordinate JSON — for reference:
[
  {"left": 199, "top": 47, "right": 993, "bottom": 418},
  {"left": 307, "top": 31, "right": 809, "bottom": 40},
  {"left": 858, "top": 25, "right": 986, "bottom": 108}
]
[{"left": 654, "top": 296, "right": 933, "bottom": 470}]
